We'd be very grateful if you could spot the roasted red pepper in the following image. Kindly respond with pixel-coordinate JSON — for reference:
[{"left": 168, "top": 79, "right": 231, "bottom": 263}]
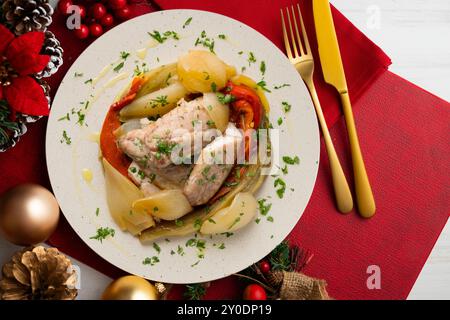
[
  {"left": 110, "top": 76, "right": 145, "bottom": 111},
  {"left": 225, "top": 81, "right": 263, "bottom": 129}
]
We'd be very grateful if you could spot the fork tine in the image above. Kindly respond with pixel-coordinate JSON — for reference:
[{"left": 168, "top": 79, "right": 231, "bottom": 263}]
[
  {"left": 297, "top": 3, "right": 311, "bottom": 54},
  {"left": 285, "top": 7, "right": 299, "bottom": 58},
  {"left": 291, "top": 5, "right": 305, "bottom": 55},
  {"left": 280, "top": 9, "right": 293, "bottom": 60}
]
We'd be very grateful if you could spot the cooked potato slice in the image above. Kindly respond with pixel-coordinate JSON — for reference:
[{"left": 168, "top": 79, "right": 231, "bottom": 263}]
[
  {"left": 102, "top": 158, "right": 144, "bottom": 230},
  {"left": 123, "top": 219, "right": 155, "bottom": 236},
  {"left": 132, "top": 189, "right": 193, "bottom": 221},
  {"left": 178, "top": 50, "right": 230, "bottom": 93},
  {"left": 203, "top": 93, "right": 229, "bottom": 132},
  {"left": 119, "top": 81, "right": 188, "bottom": 120},
  {"left": 200, "top": 192, "right": 257, "bottom": 234},
  {"left": 136, "top": 63, "right": 178, "bottom": 98}
]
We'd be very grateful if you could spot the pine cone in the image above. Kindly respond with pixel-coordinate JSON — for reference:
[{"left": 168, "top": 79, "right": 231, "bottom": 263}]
[
  {"left": 2, "top": 0, "right": 54, "bottom": 35},
  {"left": 36, "top": 31, "right": 64, "bottom": 79},
  {"left": 0, "top": 246, "right": 78, "bottom": 300}
]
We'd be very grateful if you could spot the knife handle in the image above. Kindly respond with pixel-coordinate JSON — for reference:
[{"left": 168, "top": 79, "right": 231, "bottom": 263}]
[{"left": 340, "top": 92, "right": 376, "bottom": 218}]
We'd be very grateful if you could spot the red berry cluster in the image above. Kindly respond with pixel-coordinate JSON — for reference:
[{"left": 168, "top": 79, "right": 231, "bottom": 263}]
[{"left": 58, "top": 0, "right": 132, "bottom": 40}]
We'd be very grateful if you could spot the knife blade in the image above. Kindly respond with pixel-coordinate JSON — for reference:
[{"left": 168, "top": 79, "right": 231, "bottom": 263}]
[{"left": 313, "top": 0, "right": 348, "bottom": 94}]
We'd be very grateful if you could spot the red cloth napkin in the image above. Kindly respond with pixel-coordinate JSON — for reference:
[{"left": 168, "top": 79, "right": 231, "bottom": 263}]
[{"left": 0, "top": 0, "right": 448, "bottom": 300}]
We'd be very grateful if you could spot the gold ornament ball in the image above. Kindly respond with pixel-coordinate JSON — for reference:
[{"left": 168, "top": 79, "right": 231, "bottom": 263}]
[
  {"left": 0, "top": 184, "right": 60, "bottom": 246},
  {"left": 102, "top": 275, "right": 159, "bottom": 300}
]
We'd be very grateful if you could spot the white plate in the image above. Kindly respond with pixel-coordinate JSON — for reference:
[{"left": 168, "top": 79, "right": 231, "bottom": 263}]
[{"left": 46, "top": 10, "right": 320, "bottom": 283}]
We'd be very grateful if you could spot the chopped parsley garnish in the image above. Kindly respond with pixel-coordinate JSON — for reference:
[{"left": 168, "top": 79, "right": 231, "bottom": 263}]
[
  {"left": 211, "top": 82, "right": 217, "bottom": 92},
  {"left": 120, "top": 51, "right": 130, "bottom": 60},
  {"left": 177, "top": 245, "right": 185, "bottom": 256},
  {"left": 194, "top": 219, "right": 202, "bottom": 231},
  {"left": 218, "top": 34, "right": 226, "bottom": 40},
  {"left": 76, "top": 109, "right": 86, "bottom": 126},
  {"left": 153, "top": 242, "right": 161, "bottom": 254},
  {"left": 113, "top": 61, "right": 124, "bottom": 72},
  {"left": 90, "top": 227, "right": 115, "bottom": 242},
  {"left": 274, "top": 83, "right": 291, "bottom": 90},
  {"left": 221, "top": 232, "right": 234, "bottom": 238},
  {"left": 255, "top": 218, "right": 261, "bottom": 224},
  {"left": 95, "top": 208, "right": 100, "bottom": 216},
  {"left": 277, "top": 117, "right": 283, "bottom": 125},
  {"left": 282, "top": 101, "right": 292, "bottom": 113},
  {"left": 282, "top": 165, "right": 288, "bottom": 175},
  {"left": 282, "top": 155, "right": 300, "bottom": 165},
  {"left": 149, "top": 95, "right": 169, "bottom": 108},
  {"left": 260, "top": 61, "right": 266, "bottom": 75},
  {"left": 267, "top": 216, "right": 274, "bottom": 222},
  {"left": 148, "top": 30, "right": 179, "bottom": 43},
  {"left": 238, "top": 51, "right": 243, "bottom": 55},
  {"left": 206, "top": 120, "right": 215, "bottom": 128},
  {"left": 274, "top": 177, "right": 287, "bottom": 199},
  {"left": 256, "top": 80, "right": 271, "bottom": 93},
  {"left": 183, "top": 17, "right": 193, "bottom": 28},
  {"left": 218, "top": 243, "right": 225, "bottom": 249},
  {"left": 258, "top": 198, "right": 272, "bottom": 216},
  {"left": 248, "top": 52, "right": 257, "bottom": 66},
  {"left": 194, "top": 30, "right": 215, "bottom": 53},
  {"left": 156, "top": 140, "right": 176, "bottom": 155},
  {"left": 142, "top": 256, "right": 160, "bottom": 266},
  {"left": 228, "top": 217, "right": 241, "bottom": 230},
  {"left": 191, "top": 261, "right": 200, "bottom": 267},
  {"left": 60, "top": 130, "right": 71, "bottom": 145},
  {"left": 216, "top": 93, "right": 236, "bottom": 104},
  {"left": 207, "top": 218, "right": 216, "bottom": 224},
  {"left": 74, "top": 72, "right": 83, "bottom": 77},
  {"left": 175, "top": 219, "right": 184, "bottom": 227},
  {"left": 58, "top": 113, "right": 70, "bottom": 121}
]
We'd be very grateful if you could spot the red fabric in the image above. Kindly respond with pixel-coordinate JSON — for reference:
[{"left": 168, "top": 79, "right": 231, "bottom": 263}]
[{"left": 0, "top": 0, "right": 448, "bottom": 300}]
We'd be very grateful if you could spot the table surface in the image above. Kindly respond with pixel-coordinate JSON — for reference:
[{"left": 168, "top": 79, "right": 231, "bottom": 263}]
[{"left": 0, "top": 0, "right": 448, "bottom": 300}]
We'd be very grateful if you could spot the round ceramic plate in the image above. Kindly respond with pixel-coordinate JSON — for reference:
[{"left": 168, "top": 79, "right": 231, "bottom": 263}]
[{"left": 46, "top": 9, "right": 320, "bottom": 283}]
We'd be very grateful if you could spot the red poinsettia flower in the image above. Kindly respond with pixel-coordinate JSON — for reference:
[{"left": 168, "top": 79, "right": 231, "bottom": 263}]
[{"left": 0, "top": 25, "right": 50, "bottom": 116}]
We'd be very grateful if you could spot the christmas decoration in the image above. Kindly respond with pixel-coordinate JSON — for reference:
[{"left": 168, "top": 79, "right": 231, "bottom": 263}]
[
  {"left": 0, "top": 184, "right": 60, "bottom": 246},
  {"left": 36, "top": 31, "right": 64, "bottom": 79},
  {"left": 243, "top": 284, "right": 267, "bottom": 300},
  {"left": 184, "top": 283, "right": 209, "bottom": 300},
  {"left": 101, "top": 275, "right": 160, "bottom": 300},
  {"left": 59, "top": 0, "right": 142, "bottom": 40},
  {"left": 0, "top": 2, "right": 62, "bottom": 151},
  {"left": 1, "top": 0, "right": 54, "bottom": 35},
  {"left": 0, "top": 246, "right": 78, "bottom": 300},
  {"left": 89, "top": 23, "right": 103, "bottom": 37},
  {"left": 74, "top": 24, "right": 89, "bottom": 39},
  {"left": 235, "top": 241, "right": 331, "bottom": 300}
]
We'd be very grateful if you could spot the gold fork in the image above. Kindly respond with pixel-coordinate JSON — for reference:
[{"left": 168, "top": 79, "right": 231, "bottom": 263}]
[{"left": 281, "top": 4, "right": 353, "bottom": 213}]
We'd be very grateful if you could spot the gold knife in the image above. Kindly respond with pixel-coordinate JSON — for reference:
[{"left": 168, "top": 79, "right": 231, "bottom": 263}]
[{"left": 313, "top": 0, "right": 376, "bottom": 218}]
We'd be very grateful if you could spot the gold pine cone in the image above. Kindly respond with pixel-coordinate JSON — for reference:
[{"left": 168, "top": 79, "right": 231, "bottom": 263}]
[{"left": 0, "top": 246, "right": 78, "bottom": 300}]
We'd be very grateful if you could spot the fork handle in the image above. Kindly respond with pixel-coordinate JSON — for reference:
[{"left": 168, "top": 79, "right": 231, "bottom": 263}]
[
  {"left": 307, "top": 83, "right": 353, "bottom": 214},
  {"left": 340, "top": 92, "right": 376, "bottom": 218}
]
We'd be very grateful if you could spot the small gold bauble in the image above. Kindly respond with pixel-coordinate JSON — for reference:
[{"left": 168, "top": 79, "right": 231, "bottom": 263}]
[
  {"left": 0, "top": 184, "right": 60, "bottom": 246},
  {"left": 101, "top": 275, "right": 159, "bottom": 300}
]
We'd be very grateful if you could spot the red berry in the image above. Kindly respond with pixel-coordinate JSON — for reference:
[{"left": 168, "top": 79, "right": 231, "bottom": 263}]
[
  {"left": 109, "top": 0, "right": 127, "bottom": 10},
  {"left": 91, "top": 3, "right": 107, "bottom": 20},
  {"left": 74, "top": 24, "right": 90, "bottom": 39},
  {"left": 78, "top": 5, "right": 87, "bottom": 19},
  {"left": 243, "top": 284, "right": 267, "bottom": 300},
  {"left": 58, "top": 0, "right": 73, "bottom": 15},
  {"left": 100, "top": 14, "right": 114, "bottom": 27},
  {"left": 259, "top": 260, "right": 271, "bottom": 274},
  {"left": 89, "top": 23, "right": 104, "bottom": 37},
  {"left": 114, "top": 5, "right": 131, "bottom": 20}
]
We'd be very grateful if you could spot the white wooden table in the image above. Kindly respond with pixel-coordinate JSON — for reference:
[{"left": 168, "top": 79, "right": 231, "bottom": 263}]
[{"left": 0, "top": 0, "right": 448, "bottom": 300}]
